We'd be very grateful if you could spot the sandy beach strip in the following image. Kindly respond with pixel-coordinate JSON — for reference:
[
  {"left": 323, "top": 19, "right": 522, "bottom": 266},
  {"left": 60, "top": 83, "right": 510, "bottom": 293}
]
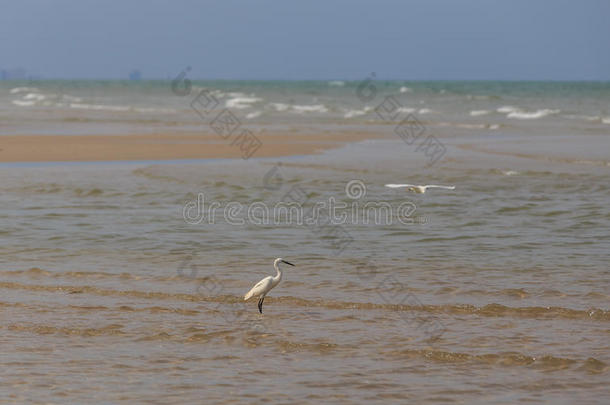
[{"left": 0, "top": 130, "right": 387, "bottom": 162}]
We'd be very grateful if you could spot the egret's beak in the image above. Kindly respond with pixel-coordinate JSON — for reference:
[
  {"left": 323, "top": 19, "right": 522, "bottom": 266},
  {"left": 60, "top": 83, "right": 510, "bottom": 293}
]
[{"left": 281, "top": 260, "right": 295, "bottom": 266}]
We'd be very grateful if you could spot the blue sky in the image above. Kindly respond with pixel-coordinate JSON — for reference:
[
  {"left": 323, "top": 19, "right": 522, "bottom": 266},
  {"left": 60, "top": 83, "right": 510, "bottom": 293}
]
[{"left": 1, "top": 0, "right": 609, "bottom": 80}]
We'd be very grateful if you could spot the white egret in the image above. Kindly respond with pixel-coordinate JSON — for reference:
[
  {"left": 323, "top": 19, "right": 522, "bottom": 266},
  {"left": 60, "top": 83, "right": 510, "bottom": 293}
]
[
  {"left": 244, "top": 258, "right": 294, "bottom": 313},
  {"left": 385, "top": 184, "right": 455, "bottom": 194}
]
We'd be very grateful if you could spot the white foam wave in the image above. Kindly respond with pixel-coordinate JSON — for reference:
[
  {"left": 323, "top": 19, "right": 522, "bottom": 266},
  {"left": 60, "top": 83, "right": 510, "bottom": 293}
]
[
  {"left": 10, "top": 87, "right": 39, "bottom": 94},
  {"left": 399, "top": 86, "right": 412, "bottom": 93},
  {"left": 23, "top": 93, "right": 46, "bottom": 101},
  {"left": 246, "top": 111, "right": 262, "bottom": 119},
  {"left": 269, "top": 103, "right": 290, "bottom": 112},
  {"left": 344, "top": 106, "right": 372, "bottom": 118},
  {"left": 193, "top": 88, "right": 225, "bottom": 98},
  {"left": 438, "top": 122, "right": 486, "bottom": 129},
  {"left": 437, "top": 122, "right": 500, "bottom": 130},
  {"left": 225, "top": 97, "right": 262, "bottom": 109},
  {"left": 470, "top": 110, "right": 490, "bottom": 116},
  {"left": 68, "top": 103, "right": 176, "bottom": 114},
  {"left": 497, "top": 105, "right": 560, "bottom": 120},
  {"left": 602, "top": 117, "right": 610, "bottom": 124},
  {"left": 397, "top": 107, "right": 416, "bottom": 114},
  {"left": 497, "top": 105, "right": 520, "bottom": 114},
  {"left": 418, "top": 108, "right": 435, "bottom": 114},
  {"left": 11, "top": 91, "right": 84, "bottom": 108},
  {"left": 328, "top": 81, "right": 345, "bottom": 87},
  {"left": 507, "top": 109, "right": 559, "bottom": 120},
  {"left": 291, "top": 104, "right": 328, "bottom": 114},
  {"left": 12, "top": 100, "right": 36, "bottom": 106}
]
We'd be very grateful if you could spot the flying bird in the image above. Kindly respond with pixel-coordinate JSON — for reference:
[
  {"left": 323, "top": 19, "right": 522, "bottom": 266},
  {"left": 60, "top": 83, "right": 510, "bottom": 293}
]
[
  {"left": 244, "top": 258, "right": 294, "bottom": 313},
  {"left": 385, "top": 184, "right": 455, "bottom": 194}
]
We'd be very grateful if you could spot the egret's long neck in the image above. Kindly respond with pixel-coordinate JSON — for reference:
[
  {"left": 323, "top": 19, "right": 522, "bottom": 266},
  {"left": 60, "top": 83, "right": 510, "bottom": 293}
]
[{"left": 273, "top": 261, "right": 282, "bottom": 283}]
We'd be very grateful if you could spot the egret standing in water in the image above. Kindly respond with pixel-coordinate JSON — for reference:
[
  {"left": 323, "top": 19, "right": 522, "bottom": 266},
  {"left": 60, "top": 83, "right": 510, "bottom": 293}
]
[{"left": 244, "top": 258, "right": 294, "bottom": 313}]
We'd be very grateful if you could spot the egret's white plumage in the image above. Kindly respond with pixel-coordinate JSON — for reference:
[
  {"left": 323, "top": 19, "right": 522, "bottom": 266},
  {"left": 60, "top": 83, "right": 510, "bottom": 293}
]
[
  {"left": 244, "top": 258, "right": 294, "bottom": 313},
  {"left": 385, "top": 184, "right": 455, "bottom": 194}
]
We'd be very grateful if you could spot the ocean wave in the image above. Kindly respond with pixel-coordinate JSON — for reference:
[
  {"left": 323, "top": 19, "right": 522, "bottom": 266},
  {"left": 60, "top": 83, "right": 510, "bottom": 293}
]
[
  {"left": 291, "top": 104, "right": 328, "bottom": 114},
  {"left": 245, "top": 111, "right": 262, "bottom": 119},
  {"left": 497, "top": 105, "right": 560, "bottom": 120},
  {"left": 470, "top": 110, "right": 490, "bottom": 116},
  {"left": 418, "top": 108, "right": 435, "bottom": 114},
  {"left": 11, "top": 91, "right": 84, "bottom": 107},
  {"left": 602, "top": 117, "right": 610, "bottom": 124},
  {"left": 191, "top": 88, "right": 225, "bottom": 98},
  {"left": 70, "top": 103, "right": 131, "bottom": 112},
  {"left": 507, "top": 109, "right": 560, "bottom": 120},
  {"left": 67, "top": 103, "right": 176, "bottom": 114},
  {"left": 399, "top": 86, "right": 412, "bottom": 93},
  {"left": 226, "top": 92, "right": 248, "bottom": 98},
  {"left": 23, "top": 92, "right": 46, "bottom": 101},
  {"left": 436, "top": 122, "right": 500, "bottom": 130},
  {"left": 10, "top": 86, "right": 39, "bottom": 94},
  {"left": 267, "top": 102, "right": 329, "bottom": 114},
  {"left": 328, "top": 80, "right": 345, "bottom": 87},
  {"left": 268, "top": 103, "right": 290, "bottom": 112},
  {"left": 497, "top": 105, "right": 520, "bottom": 114},
  {"left": 12, "top": 99, "right": 37, "bottom": 106},
  {"left": 11, "top": 91, "right": 49, "bottom": 107},
  {"left": 344, "top": 106, "right": 372, "bottom": 118},
  {"left": 397, "top": 107, "right": 416, "bottom": 114},
  {"left": 225, "top": 96, "right": 262, "bottom": 109}
]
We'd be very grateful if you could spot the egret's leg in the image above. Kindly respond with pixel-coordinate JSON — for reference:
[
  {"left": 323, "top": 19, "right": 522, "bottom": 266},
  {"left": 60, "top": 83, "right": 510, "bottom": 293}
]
[{"left": 258, "top": 296, "right": 265, "bottom": 314}]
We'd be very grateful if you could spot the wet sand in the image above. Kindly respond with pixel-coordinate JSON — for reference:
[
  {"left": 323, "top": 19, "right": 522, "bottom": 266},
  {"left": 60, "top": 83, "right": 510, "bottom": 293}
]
[{"left": 0, "top": 130, "right": 388, "bottom": 162}]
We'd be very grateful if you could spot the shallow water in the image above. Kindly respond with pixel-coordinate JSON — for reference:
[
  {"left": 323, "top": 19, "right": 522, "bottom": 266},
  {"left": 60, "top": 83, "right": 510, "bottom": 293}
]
[{"left": 1, "top": 81, "right": 609, "bottom": 403}]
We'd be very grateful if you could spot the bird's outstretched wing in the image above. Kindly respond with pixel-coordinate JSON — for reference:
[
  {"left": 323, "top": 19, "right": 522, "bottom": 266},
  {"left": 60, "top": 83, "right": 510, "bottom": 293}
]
[
  {"left": 385, "top": 184, "right": 415, "bottom": 188},
  {"left": 244, "top": 276, "right": 273, "bottom": 300},
  {"left": 425, "top": 185, "right": 455, "bottom": 190}
]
